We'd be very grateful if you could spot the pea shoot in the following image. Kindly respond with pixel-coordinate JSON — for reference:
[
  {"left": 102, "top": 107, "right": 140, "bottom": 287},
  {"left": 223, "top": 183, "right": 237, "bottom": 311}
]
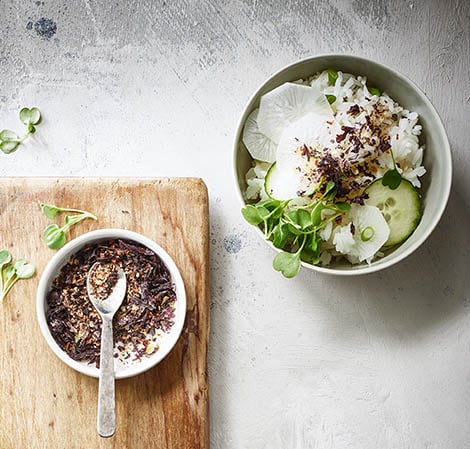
[
  {"left": 381, "top": 148, "right": 403, "bottom": 190},
  {"left": 0, "top": 107, "right": 41, "bottom": 154},
  {"left": 40, "top": 203, "right": 97, "bottom": 249},
  {"left": 241, "top": 181, "right": 351, "bottom": 278},
  {"left": 0, "top": 250, "right": 35, "bottom": 303}
]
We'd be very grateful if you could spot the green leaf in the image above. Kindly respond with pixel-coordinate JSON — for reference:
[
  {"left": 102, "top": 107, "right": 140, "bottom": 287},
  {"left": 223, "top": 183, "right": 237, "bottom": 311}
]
[
  {"left": 369, "top": 87, "right": 381, "bottom": 96},
  {"left": 287, "top": 223, "right": 303, "bottom": 236},
  {"left": 257, "top": 199, "right": 281, "bottom": 210},
  {"left": 255, "top": 206, "right": 270, "bottom": 220},
  {"left": 326, "top": 94, "right": 336, "bottom": 104},
  {"left": 0, "top": 250, "right": 12, "bottom": 267},
  {"left": 333, "top": 202, "right": 351, "bottom": 212},
  {"left": 40, "top": 203, "right": 60, "bottom": 219},
  {"left": 0, "top": 129, "right": 19, "bottom": 142},
  {"left": 382, "top": 169, "right": 402, "bottom": 190},
  {"left": 311, "top": 202, "right": 325, "bottom": 226},
  {"left": 43, "top": 224, "right": 67, "bottom": 249},
  {"left": 273, "top": 251, "right": 301, "bottom": 278},
  {"left": 0, "top": 140, "right": 20, "bottom": 154},
  {"left": 3, "top": 265, "right": 15, "bottom": 284},
  {"left": 327, "top": 69, "right": 338, "bottom": 85},
  {"left": 301, "top": 233, "right": 322, "bottom": 265},
  {"left": 242, "top": 205, "right": 263, "bottom": 226},
  {"left": 19, "top": 107, "right": 41, "bottom": 126},
  {"left": 272, "top": 223, "right": 290, "bottom": 249},
  {"left": 13, "top": 259, "right": 35, "bottom": 279},
  {"left": 324, "top": 181, "right": 336, "bottom": 195},
  {"left": 288, "top": 209, "right": 311, "bottom": 230}
]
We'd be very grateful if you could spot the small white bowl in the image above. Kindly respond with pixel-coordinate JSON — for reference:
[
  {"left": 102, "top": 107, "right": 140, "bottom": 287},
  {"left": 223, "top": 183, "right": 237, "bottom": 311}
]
[
  {"left": 233, "top": 54, "right": 452, "bottom": 275},
  {"left": 36, "top": 229, "right": 186, "bottom": 379}
]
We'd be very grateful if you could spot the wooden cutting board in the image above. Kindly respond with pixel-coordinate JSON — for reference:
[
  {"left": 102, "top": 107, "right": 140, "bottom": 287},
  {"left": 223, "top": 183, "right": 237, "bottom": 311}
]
[{"left": 0, "top": 178, "right": 209, "bottom": 449}]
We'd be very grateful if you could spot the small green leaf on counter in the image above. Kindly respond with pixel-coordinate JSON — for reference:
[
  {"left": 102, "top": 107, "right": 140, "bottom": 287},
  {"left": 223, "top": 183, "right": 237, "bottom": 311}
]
[
  {"left": 19, "top": 107, "right": 41, "bottom": 126},
  {"left": 0, "top": 107, "right": 42, "bottom": 155}
]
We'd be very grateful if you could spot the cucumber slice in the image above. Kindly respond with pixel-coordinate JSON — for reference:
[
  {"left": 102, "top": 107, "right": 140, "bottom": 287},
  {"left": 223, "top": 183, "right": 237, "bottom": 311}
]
[
  {"left": 364, "top": 179, "right": 421, "bottom": 246},
  {"left": 264, "top": 162, "right": 300, "bottom": 200}
]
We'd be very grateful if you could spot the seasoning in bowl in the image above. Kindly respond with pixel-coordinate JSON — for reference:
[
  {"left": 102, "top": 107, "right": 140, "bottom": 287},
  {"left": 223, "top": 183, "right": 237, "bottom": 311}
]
[{"left": 46, "top": 239, "right": 177, "bottom": 367}]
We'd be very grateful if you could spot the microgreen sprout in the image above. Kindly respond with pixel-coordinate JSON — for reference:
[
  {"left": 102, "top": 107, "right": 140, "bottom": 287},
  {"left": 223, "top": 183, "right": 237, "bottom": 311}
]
[
  {"left": 0, "top": 250, "right": 35, "bottom": 303},
  {"left": 241, "top": 181, "right": 351, "bottom": 278},
  {"left": 40, "top": 203, "right": 97, "bottom": 250},
  {"left": 382, "top": 148, "right": 403, "bottom": 190},
  {"left": 0, "top": 107, "right": 41, "bottom": 154}
]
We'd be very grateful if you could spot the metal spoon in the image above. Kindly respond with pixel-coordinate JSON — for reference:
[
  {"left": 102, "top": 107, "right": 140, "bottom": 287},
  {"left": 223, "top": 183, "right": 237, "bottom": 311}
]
[{"left": 87, "top": 262, "right": 127, "bottom": 438}]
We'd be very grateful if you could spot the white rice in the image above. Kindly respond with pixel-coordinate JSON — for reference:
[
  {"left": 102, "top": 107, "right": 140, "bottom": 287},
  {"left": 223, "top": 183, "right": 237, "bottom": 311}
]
[{"left": 246, "top": 70, "right": 425, "bottom": 202}]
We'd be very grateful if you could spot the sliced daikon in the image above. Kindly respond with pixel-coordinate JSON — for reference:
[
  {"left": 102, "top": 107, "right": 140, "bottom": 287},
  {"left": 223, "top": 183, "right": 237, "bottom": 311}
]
[
  {"left": 333, "top": 204, "right": 390, "bottom": 262},
  {"left": 276, "top": 113, "right": 325, "bottom": 170},
  {"left": 242, "top": 109, "right": 278, "bottom": 162},
  {"left": 257, "top": 82, "right": 333, "bottom": 142}
]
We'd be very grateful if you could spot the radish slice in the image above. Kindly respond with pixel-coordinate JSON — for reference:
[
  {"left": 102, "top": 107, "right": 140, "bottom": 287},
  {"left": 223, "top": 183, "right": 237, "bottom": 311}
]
[
  {"left": 242, "top": 109, "right": 277, "bottom": 162},
  {"left": 333, "top": 205, "right": 390, "bottom": 262},
  {"left": 276, "top": 113, "right": 326, "bottom": 171},
  {"left": 257, "top": 83, "right": 333, "bottom": 142}
]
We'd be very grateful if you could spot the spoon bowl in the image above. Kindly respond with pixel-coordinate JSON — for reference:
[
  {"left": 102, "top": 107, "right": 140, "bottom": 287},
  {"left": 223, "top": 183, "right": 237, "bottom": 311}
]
[{"left": 87, "top": 262, "right": 127, "bottom": 316}]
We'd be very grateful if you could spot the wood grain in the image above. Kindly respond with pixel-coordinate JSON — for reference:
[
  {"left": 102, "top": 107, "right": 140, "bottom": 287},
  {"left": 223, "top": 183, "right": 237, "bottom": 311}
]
[{"left": 0, "top": 178, "right": 209, "bottom": 449}]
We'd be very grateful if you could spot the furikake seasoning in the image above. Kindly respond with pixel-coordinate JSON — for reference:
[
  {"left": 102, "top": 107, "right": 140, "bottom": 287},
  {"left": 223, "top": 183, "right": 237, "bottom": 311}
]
[{"left": 46, "top": 239, "right": 177, "bottom": 367}]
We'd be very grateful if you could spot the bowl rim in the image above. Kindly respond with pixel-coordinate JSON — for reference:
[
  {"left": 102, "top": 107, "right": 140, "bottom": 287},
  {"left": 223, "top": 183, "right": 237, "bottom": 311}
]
[
  {"left": 233, "top": 53, "right": 452, "bottom": 276},
  {"left": 36, "top": 228, "right": 187, "bottom": 379}
]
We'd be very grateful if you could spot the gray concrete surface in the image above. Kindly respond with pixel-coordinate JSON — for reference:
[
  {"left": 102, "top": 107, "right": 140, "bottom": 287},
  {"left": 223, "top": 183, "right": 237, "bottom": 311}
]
[{"left": 1, "top": 0, "right": 469, "bottom": 447}]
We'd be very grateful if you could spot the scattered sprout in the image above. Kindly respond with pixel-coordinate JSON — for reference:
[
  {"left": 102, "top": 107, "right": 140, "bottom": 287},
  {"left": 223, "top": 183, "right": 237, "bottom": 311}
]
[
  {"left": 0, "top": 107, "right": 41, "bottom": 154},
  {"left": 40, "top": 203, "right": 97, "bottom": 250},
  {"left": 0, "top": 250, "right": 35, "bottom": 303}
]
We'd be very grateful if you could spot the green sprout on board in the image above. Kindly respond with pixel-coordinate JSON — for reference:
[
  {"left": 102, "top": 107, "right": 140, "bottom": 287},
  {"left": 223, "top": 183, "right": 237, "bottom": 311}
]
[
  {"left": 40, "top": 203, "right": 97, "bottom": 249},
  {"left": 0, "top": 250, "right": 35, "bottom": 303}
]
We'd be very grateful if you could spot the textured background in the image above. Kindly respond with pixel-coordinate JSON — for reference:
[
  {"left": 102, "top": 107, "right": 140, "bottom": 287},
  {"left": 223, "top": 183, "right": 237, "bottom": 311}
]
[{"left": 1, "top": 0, "right": 469, "bottom": 447}]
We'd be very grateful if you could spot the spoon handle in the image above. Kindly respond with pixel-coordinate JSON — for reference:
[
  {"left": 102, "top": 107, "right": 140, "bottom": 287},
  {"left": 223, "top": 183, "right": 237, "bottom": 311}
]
[{"left": 97, "top": 317, "right": 116, "bottom": 438}]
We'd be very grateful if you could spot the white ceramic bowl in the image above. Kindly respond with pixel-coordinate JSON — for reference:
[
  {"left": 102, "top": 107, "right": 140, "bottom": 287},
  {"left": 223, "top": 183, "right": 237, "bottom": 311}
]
[
  {"left": 233, "top": 54, "right": 452, "bottom": 275},
  {"left": 36, "top": 229, "right": 186, "bottom": 379}
]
